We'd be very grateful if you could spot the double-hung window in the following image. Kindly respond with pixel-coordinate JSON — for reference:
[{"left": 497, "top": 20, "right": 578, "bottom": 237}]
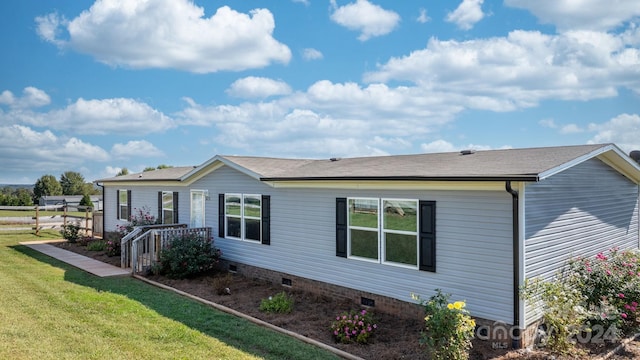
[
  {"left": 117, "top": 189, "right": 131, "bottom": 221},
  {"left": 337, "top": 197, "right": 435, "bottom": 272},
  {"left": 224, "top": 194, "right": 262, "bottom": 242},
  {"left": 158, "top": 191, "right": 178, "bottom": 224}
]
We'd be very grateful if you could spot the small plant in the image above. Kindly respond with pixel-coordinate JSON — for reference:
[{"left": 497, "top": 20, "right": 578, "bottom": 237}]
[
  {"left": 330, "top": 309, "right": 378, "bottom": 344},
  {"left": 212, "top": 273, "right": 234, "bottom": 295},
  {"left": 104, "top": 232, "right": 121, "bottom": 257},
  {"left": 259, "top": 291, "right": 294, "bottom": 314},
  {"left": 156, "top": 234, "right": 222, "bottom": 279},
  {"left": 77, "top": 236, "right": 93, "bottom": 246},
  {"left": 86, "top": 240, "right": 107, "bottom": 251},
  {"left": 117, "top": 206, "right": 157, "bottom": 235},
  {"left": 522, "top": 277, "right": 589, "bottom": 355},
  {"left": 414, "top": 289, "right": 475, "bottom": 360},
  {"left": 60, "top": 224, "right": 80, "bottom": 243}
]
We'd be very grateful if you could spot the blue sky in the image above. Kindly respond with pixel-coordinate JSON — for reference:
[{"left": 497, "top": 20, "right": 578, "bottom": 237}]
[{"left": 1, "top": 0, "right": 639, "bottom": 184}]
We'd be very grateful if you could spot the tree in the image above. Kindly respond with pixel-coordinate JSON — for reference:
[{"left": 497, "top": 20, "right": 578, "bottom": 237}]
[
  {"left": 79, "top": 194, "right": 94, "bottom": 209},
  {"left": 116, "top": 168, "right": 129, "bottom": 176},
  {"left": 15, "top": 188, "right": 33, "bottom": 206},
  {"left": 143, "top": 167, "right": 156, "bottom": 172},
  {"left": 60, "top": 171, "right": 86, "bottom": 195},
  {"left": 83, "top": 183, "right": 101, "bottom": 195},
  {"left": 156, "top": 164, "right": 173, "bottom": 169},
  {"left": 33, "top": 174, "right": 62, "bottom": 201}
]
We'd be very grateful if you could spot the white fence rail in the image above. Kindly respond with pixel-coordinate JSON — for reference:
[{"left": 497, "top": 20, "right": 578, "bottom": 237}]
[
  {"left": 130, "top": 227, "right": 212, "bottom": 274},
  {"left": 120, "top": 224, "right": 189, "bottom": 268}
]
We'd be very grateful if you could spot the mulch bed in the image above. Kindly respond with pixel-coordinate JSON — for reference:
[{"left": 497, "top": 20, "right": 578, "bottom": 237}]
[{"left": 52, "top": 240, "right": 640, "bottom": 359}]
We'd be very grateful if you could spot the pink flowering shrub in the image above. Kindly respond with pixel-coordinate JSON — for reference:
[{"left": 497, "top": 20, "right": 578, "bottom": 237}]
[
  {"left": 568, "top": 247, "right": 640, "bottom": 333},
  {"left": 117, "top": 206, "right": 157, "bottom": 235},
  {"left": 330, "top": 309, "right": 378, "bottom": 344}
]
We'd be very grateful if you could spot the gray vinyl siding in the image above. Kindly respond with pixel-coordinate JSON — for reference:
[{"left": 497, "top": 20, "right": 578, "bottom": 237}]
[
  {"left": 193, "top": 166, "right": 515, "bottom": 323},
  {"left": 103, "top": 186, "right": 189, "bottom": 230},
  {"left": 523, "top": 157, "right": 640, "bottom": 324}
]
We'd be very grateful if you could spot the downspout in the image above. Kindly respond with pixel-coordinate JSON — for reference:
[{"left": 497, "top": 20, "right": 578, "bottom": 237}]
[
  {"left": 97, "top": 183, "right": 104, "bottom": 238},
  {"left": 505, "top": 181, "right": 521, "bottom": 349}
]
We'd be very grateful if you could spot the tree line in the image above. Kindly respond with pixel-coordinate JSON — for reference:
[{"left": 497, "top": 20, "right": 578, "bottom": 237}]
[
  {"left": 1, "top": 165, "right": 175, "bottom": 206},
  {"left": 0, "top": 171, "right": 100, "bottom": 207}
]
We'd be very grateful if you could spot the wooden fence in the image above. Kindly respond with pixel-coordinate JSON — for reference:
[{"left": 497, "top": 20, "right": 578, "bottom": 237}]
[{"left": 0, "top": 205, "right": 98, "bottom": 236}]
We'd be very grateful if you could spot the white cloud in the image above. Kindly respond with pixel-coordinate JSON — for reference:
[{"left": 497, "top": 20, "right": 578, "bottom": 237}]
[
  {"left": 292, "top": 0, "right": 310, "bottom": 5},
  {"left": 446, "top": 0, "right": 485, "bottom": 30},
  {"left": 420, "top": 139, "right": 498, "bottom": 153},
  {"left": 302, "top": 48, "right": 324, "bottom": 61},
  {"left": 176, "top": 81, "right": 462, "bottom": 158},
  {"left": 0, "top": 125, "right": 109, "bottom": 174},
  {"left": 0, "top": 87, "right": 51, "bottom": 109},
  {"left": 36, "top": 1, "right": 291, "bottom": 73},
  {"left": 364, "top": 30, "right": 640, "bottom": 110},
  {"left": 330, "top": 0, "right": 400, "bottom": 41},
  {"left": 587, "top": 113, "right": 640, "bottom": 153},
  {"left": 417, "top": 8, "right": 431, "bottom": 24},
  {"left": 226, "top": 77, "right": 292, "bottom": 99},
  {"left": 111, "top": 140, "right": 164, "bottom": 158},
  {"left": 505, "top": 0, "right": 640, "bottom": 32},
  {"left": 559, "top": 123, "right": 583, "bottom": 134},
  {"left": 538, "top": 118, "right": 557, "bottom": 128},
  {"left": 10, "top": 98, "right": 174, "bottom": 135}
]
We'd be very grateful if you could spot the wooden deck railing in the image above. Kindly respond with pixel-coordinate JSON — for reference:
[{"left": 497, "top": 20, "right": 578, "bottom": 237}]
[
  {"left": 120, "top": 224, "right": 187, "bottom": 268},
  {"left": 130, "top": 227, "right": 212, "bottom": 274}
]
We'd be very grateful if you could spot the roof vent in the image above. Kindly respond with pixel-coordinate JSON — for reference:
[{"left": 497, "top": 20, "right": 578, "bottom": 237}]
[
  {"left": 629, "top": 150, "right": 640, "bottom": 164},
  {"left": 330, "top": 157, "right": 341, "bottom": 162},
  {"left": 460, "top": 149, "right": 476, "bottom": 155}
]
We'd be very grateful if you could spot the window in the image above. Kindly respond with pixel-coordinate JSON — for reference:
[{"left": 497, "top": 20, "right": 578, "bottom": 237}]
[
  {"left": 219, "top": 193, "right": 270, "bottom": 245},
  {"left": 190, "top": 190, "right": 206, "bottom": 228},
  {"left": 117, "top": 189, "right": 131, "bottom": 221},
  {"left": 337, "top": 197, "right": 436, "bottom": 272},
  {"left": 158, "top": 191, "right": 178, "bottom": 224},
  {"left": 382, "top": 199, "right": 418, "bottom": 266}
]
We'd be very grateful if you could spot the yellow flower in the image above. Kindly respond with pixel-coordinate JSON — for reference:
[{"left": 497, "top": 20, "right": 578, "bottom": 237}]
[
  {"left": 453, "top": 301, "right": 465, "bottom": 310},
  {"left": 447, "top": 303, "right": 454, "bottom": 310}
]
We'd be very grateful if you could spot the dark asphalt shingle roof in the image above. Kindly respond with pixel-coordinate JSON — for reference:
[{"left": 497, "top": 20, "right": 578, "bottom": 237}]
[
  {"left": 224, "top": 144, "right": 608, "bottom": 180},
  {"left": 98, "top": 144, "right": 615, "bottom": 183}
]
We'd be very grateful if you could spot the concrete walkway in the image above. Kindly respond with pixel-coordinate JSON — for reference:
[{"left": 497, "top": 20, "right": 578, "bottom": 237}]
[{"left": 20, "top": 241, "right": 130, "bottom": 277}]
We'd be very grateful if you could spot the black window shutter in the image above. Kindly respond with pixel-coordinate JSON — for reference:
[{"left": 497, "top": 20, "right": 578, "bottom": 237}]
[
  {"left": 173, "top": 192, "right": 179, "bottom": 223},
  {"left": 126, "top": 190, "right": 132, "bottom": 221},
  {"left": 336, "top": 198, "right": 347, "bottom": 257},
  {"left": 218, "top": 194, "right": 225, "bottom": 238},
  {"left": 157, "top": 192, "right": 163, "bottom": 222},
  {"left": 261, "top": 195, "right": 271, "bottom": 245},
  {"left": 116, "top": 190, "right": 120, "bottom": 219},
  {"left": 419, "top": 200, "right": 436, "bottom": 272}
]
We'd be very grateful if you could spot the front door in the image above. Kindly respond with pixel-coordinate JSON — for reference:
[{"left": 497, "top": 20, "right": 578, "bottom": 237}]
[{"left": 190, "top": 190, "right": 206, "bottom": 228}]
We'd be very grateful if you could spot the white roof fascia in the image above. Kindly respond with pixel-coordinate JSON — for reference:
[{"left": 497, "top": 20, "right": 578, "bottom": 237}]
[
  {"left": 537, "top": 144, "right": 614, "bottom": 181},
  {"left": 180, "top": 155, "right": 264, "bottom": 183}
]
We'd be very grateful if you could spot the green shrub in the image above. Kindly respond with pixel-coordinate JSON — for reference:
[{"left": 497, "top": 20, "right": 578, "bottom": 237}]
[
  {"left": 60, "top": 224, "right": 80, "bottom": 243},
  {"left": 105, "top": 232, "right": 122, "bottom": 256},
  {"left": 330, "top": 309, "right": 378, "bottom": 344},
  {"left": 523, "top": 247, "right": 640, "bottom": 355},
  {"left": 259, "top": 291, "right": 294, "bottom": 314},
  {"left": 87, "top": 240, "right": 107, "bottom": 251},
  {"left": 156, "top": 234, "right": 221, "bottom": 279},
  {"left": 414, "top": 289, "right": 475, "bottom": 360}
]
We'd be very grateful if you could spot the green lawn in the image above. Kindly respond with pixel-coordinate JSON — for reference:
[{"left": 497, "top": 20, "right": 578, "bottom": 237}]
[
  {"left": 0, "top": 231, "right": 339, "bottom": 360},
  {"left": 0, "top": 210, "right": 89, "bottom": 217}
]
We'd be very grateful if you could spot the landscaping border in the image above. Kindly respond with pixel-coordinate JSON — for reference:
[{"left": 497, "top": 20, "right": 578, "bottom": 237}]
[{"left": 133, "top": 275, "right": 363, "bottom": 360}]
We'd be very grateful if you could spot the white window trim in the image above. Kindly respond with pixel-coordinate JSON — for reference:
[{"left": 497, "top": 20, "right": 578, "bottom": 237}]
[
  {"left": 381, "top": 198, "right": 419, "bottom": 270},
  {"left": 118, "top": 189, "right": 128, "bottom": 221},
  {"left": 161, "top": 191, "right": 174, "bottom": 224},
  {"left": 347, "top": 197, "right": 419, "bottom": 269},
  {"left": 347, "top": 197, "right": 380, "bottom": 263},
  {"left": 225, "top": 193, "right": 262, "bottom": 242}
]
